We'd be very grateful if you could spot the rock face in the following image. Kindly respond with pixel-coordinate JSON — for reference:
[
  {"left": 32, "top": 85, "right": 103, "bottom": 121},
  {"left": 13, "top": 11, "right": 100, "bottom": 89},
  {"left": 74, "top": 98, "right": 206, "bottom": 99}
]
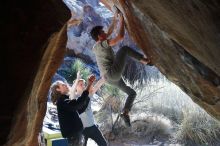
[
  {"left": 3, "top": 0, "right": 70, "bottom": 145},
  {"left": 2, "top": 0, "right": 220, "bottom": 145},
  {"left": 101, "top": 0, "right": 220, "bottom": 119}
]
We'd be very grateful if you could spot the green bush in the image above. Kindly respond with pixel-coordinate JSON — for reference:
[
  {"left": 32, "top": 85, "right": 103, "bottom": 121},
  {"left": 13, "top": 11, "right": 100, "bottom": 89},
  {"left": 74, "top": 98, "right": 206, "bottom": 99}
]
[
  {"left": 58, "top": 59, "right": 91, "bottom": 84},
  {"left": 71, "top": 59, "right": 91, "bottom": 80}
]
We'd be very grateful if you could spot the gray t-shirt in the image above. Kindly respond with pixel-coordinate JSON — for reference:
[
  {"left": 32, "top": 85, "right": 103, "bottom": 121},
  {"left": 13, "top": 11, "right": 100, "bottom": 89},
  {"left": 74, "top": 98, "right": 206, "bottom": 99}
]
[
  {"left": 92, "top": 40, "right": 115, "bottom": 75},
  {"left": 79, "top": 97, "right": 95, "bottom": 128}
]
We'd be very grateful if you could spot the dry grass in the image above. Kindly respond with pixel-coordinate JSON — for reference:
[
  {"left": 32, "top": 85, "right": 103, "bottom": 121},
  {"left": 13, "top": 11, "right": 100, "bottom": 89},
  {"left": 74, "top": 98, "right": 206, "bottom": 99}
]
[
  {"left": 174, "top": 109, "right": 220, "bottom": 145},
  {"left": 94, "top": 77, "right": 220, "bottom": 145}
]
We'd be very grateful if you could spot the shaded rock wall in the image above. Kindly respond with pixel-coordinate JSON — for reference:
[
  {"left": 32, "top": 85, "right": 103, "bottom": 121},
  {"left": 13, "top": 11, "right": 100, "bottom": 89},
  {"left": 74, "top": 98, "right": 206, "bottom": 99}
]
[
  {"left": 101, "top": 0, "right": 220, "bottom": 119},
  {"left": 6, "top": 25, "right": 67, "bottom": 146},
  {"left": 3, "top": 0, "right": 70, "bottom": 145}
]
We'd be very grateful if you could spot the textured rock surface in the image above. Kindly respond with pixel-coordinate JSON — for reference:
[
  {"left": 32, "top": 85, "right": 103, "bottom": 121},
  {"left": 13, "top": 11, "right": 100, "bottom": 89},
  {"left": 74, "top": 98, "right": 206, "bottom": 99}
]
[
  {"left": 101, "top": 0, "right": 220, "bottom": 119},
  {"left": 6, "top": 25, "right": 67, "bottom": 146},
  {"left": 3, "top": 0, "right": 70, "bottom": 145}
]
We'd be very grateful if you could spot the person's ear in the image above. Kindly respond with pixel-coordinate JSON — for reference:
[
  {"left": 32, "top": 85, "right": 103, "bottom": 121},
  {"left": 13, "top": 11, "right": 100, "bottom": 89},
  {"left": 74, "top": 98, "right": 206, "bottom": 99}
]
[
  {"left": 56, "top": 87, "right": 61, "bottom": 92},
  {"left": 97, "top": 35, "right": 102, "bottom": 40}
]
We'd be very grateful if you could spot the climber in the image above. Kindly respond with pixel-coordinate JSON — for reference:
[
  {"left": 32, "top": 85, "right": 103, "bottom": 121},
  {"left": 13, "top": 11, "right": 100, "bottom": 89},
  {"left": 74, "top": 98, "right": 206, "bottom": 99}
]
[
  {"left": 50, "top": 75, "right": 95, "bottom": 146},
  {"left": 90, "top": 7, "right": 152, "bottom": 127}
]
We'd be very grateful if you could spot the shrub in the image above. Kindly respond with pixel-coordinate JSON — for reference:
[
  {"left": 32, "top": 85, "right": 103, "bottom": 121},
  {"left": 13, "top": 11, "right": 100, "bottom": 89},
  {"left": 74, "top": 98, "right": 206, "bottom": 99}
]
[
  {"left": 57, "top": 59, "right": 91, "bottom": 83},
  {"left": 174, "top": 109, "right": 220, "bottom": 145},
  {"left": 71, "top": 59, "right": 91, "bottom": 80}
]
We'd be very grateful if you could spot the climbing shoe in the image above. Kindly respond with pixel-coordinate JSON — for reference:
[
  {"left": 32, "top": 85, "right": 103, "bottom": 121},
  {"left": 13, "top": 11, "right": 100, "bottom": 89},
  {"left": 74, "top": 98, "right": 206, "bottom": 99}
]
[
  {"left": 120, "top": 113, "right": 131, "bottom": 127},
  {"left": 140, "top": 58, "right": 153, "bottom": 66},
  {"left": 147, "top": 60, "right": 154, "bottom": 66}
]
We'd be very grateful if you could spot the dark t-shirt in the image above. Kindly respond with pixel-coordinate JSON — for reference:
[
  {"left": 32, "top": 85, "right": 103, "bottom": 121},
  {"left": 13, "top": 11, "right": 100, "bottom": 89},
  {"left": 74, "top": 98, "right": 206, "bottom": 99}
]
[{"left": 56, "top": 91, "right": 90, "bottom": 138}]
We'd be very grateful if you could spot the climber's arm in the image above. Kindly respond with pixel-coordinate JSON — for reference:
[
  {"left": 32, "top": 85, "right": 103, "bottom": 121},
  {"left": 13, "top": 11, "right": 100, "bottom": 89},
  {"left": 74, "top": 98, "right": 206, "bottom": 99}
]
[{"left": 108, "top": 13, "right": 125, "bottom": 46}]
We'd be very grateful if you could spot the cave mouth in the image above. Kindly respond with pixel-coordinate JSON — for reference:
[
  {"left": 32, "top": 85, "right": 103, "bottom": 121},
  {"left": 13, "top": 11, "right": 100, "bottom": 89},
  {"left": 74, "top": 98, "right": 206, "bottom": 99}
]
[
  {"left": 4, "top": 0, "right": 220, "bottom": 145},
  {"left": 38, "top": 1, "right": 220, "bottom": 146}
]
